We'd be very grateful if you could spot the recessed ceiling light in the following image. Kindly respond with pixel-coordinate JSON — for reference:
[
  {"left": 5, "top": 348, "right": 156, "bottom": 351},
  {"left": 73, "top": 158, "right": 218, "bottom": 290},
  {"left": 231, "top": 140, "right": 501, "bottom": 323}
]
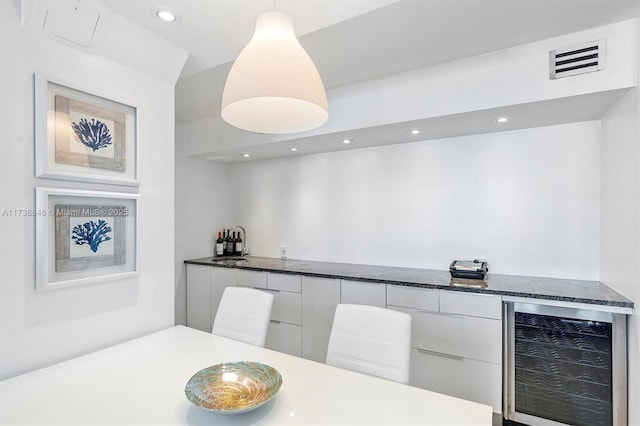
[
  {"left": 243, "top": 153, "right": 251, "bottom": 158},
  {"left": 495, "top": 117, "right": 510, "bottom": 123},
  {"left": 289, "top": 147, "right": 298, "bottom": 152},
  {"left": 409, "top": 129, "right": 422, "bottom": 135},
  {"left": 342, "top": 139, "right": 353, "bottom": 144},
  {"left": 155, "top": 9, "right": 177, "bottom": 22}
]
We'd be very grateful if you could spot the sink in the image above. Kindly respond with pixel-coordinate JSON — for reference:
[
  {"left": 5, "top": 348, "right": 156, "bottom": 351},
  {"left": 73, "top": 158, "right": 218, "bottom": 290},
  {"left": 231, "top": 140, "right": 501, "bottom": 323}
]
[{"left": 211, "top": 256, "right": 247, "bottom": 263}]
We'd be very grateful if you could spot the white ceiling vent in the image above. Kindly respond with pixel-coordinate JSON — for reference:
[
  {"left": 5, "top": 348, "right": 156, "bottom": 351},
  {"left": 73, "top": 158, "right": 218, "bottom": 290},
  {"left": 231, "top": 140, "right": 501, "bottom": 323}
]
[{"left": 549, "top": 40, "right": 605, "bottom": 79}]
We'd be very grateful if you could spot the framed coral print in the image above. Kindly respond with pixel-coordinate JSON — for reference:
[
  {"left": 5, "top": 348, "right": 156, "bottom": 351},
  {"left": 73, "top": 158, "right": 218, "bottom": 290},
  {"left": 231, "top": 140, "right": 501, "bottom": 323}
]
[
  {"left": 35, "top": 187, "right": 138, "bottom": 291},
  {"left": 34, "top": 74, "right": 138, "bottom": 186}
]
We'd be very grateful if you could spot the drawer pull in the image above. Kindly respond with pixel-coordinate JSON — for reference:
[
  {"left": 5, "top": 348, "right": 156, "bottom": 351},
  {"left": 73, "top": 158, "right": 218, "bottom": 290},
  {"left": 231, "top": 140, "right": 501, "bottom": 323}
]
[
  {"left": 438, "top": 312, "right": 465, "bottom": 319},
  {"left": 270, "top": 320, "right": 281, "bottom": 324},
  {"left": 454, "top": 292, "right": 497, "bottom": 298},
  {"left": 416, "top": 348, "right": 464, "bottom": 361},
  {"left": 415, "top": 309, "right": 464, "bottom": 319},
  {"left": 264, "top": 288, "right": 281, "bottom": 293}
]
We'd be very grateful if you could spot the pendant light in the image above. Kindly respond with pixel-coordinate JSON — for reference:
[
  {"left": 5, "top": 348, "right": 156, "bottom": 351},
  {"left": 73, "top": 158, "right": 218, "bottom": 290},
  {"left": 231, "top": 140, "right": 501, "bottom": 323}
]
[{"left": 221, "top": 10, "right": 328, "bottom": 134}]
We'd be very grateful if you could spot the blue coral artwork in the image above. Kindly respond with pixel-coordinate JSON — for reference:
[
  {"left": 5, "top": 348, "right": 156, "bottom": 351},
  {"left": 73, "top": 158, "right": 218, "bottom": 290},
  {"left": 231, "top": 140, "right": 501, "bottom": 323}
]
[
  {"left": 71, "top": 219, "right": 112, "bottom": 253},
  {"left": 71, "top": 118, "right": 113, "bottom": 152},
  {"left": 68, "top": 111, "right": 116, "bottom": 159},
  {"left": 50, "top": 90, "right": 130, "bottom": 174},
  {"left": 69, "top": 216, "right": 115, "bottom": 258}
]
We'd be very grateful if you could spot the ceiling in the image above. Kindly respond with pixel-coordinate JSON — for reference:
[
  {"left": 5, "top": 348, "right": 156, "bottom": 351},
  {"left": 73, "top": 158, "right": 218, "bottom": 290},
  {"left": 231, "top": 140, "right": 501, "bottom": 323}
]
[
  {"left": 99, "top": 0, "right": 640, "bottom": 160},
  {"left": 98, "top": 0, "right": 400, "bottom": 77}
]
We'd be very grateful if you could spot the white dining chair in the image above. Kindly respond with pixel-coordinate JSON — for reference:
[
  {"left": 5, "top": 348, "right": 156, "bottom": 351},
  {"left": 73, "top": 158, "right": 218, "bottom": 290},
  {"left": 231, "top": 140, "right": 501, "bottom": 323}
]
[
  {"left": 326, "top": 303, "right": 412, "bottom": 384},
  {"left": 212, "top": 286, "right": 274, "bottom": 347}
]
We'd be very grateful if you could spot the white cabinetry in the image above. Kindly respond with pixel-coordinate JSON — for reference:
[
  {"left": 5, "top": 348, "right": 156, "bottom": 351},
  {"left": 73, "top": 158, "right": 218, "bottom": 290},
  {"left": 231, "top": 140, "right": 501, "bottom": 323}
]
[
  {"left": 186, "top": 264, "right": 236, "bottom": 332},
  {"left": 187, "top": 263, "right": 502, "bottom": 413},
  {"left": 387, "top": 286, "right": 503, "bottom": 414},
  {"left": 340, "top": 279, "right": 386, "bottom": 307},
  {"left": 301, "top": 276, "right": 340, "bottom": 362},
  {"left": 236, "top": 270, "right": 303, "bottom": 357},
  {"left": 186, "top": 264, "right": 211, "bottom": 332},
  {"left": 236, "top": 269, "right": 266, "bottom": 288},
  {"left": 210, "top": 267, "right": 237, "bottom": 327},
  {"left": 265, "top": 273, "right": 302, "bottom": 357}
]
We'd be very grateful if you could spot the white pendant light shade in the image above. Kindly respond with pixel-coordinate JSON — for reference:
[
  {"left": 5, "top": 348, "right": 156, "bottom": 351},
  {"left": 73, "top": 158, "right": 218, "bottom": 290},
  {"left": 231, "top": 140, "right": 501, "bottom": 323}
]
[{"left": 221, "top": 11, "right": 329, "bottom": 134}]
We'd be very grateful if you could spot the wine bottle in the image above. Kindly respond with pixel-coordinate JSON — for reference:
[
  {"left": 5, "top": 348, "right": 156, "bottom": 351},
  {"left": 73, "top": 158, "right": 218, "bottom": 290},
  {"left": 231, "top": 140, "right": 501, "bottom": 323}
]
[
  {"left": 222, "top": 230, "right": 228, "bottom": 256},
  {"left": 215, "top": 231, "right": 224, "bottom": 257},
  {"left": 227, "top": 230, "right": 234, "bottom": 255},
  {"left": 235, "top": 232, "right": 243, "bottom": 256}
]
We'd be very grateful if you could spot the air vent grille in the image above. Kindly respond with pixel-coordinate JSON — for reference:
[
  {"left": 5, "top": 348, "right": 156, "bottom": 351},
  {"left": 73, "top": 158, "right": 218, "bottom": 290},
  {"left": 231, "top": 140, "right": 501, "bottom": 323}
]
[{"left": 549, "top": 40, "right": 605, "bottom": 79}]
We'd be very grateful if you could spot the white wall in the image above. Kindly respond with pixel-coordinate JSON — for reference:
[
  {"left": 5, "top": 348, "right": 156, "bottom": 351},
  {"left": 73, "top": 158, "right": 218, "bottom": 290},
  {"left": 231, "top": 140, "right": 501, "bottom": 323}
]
[
  {"left": 601, "top": 88, "right": 640, "bottom": 425},
  {"left": 174, "top": 123, "right": 230, "bottom": 325},
  {"left": 0, "top": 3, "right": 181, "bottom": 379},
  {"left": 228, "top": 122, "right": 601, "bottom": 280},
  {"left": 599, "top": 13, "right": 640, "bottom": 424}
]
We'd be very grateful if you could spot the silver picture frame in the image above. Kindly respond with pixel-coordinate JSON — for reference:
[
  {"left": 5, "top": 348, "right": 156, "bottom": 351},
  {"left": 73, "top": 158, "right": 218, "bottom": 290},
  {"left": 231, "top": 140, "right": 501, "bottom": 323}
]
[
  {"left": 34, "top": 74, "right": 139, "bottom": 186},
  {"left": 35, "top": 187, "right": 139, "bottom": 291}
]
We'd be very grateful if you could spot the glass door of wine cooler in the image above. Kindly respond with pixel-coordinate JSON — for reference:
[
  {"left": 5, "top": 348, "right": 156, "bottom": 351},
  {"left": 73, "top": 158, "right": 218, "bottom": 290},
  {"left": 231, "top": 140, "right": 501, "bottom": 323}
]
[{"left": 504, "top": 302, "right": 627, "bottom": 426}]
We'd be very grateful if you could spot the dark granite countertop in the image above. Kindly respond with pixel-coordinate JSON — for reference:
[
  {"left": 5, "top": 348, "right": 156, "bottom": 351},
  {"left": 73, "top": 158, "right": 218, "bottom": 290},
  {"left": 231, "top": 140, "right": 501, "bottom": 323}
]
[{"left": 185, "top": 256, "right": 634, "bottom": 309}]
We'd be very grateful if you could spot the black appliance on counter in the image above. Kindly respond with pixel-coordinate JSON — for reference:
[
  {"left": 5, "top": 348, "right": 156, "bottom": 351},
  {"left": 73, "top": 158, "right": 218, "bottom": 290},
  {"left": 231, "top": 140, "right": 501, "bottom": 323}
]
[{"left": 449, "top": 259, "right": 488, "bottom": 280}]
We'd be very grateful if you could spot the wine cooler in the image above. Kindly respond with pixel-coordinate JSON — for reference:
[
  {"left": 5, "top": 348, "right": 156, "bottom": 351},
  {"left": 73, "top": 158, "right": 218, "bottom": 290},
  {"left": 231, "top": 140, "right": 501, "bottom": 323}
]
[{"left": 504, "top": 302, "right": 627, "bottom": 426}]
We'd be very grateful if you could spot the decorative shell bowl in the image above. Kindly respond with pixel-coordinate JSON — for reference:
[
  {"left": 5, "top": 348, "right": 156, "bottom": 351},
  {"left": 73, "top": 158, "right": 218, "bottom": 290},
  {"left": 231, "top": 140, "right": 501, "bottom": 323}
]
[{"left": 184, "top": 362, "right": 282, "bottom": 415}]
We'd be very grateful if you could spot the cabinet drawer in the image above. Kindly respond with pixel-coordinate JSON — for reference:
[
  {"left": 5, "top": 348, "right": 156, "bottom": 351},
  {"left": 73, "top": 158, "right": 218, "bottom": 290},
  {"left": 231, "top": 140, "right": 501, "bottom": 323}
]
[
  {"left": 410, "top": 348, "right": 502, "bottom": 413},
  {"left": 236, "top": 269, "right": 267, "bottom": 289},
  {"left": 341, "top": 280, "right": 386, "bottom": 307},
  {"left": 266, "top": 321, "right": 302, "bottom": 357},
  {"left": 387, "top": 285, "right": 438, "bottom": 312},
  {"left": 269, "top": 290, "right": 302, "bottom": 325},
  {"left": 392, "top": 306, "right": 502, "bottom": 363},
  {"left": 440, "top": 291, "right": 502, "bottom": 319},
  {"left": 268, "top": 273, "right": 301, "bottom": 293}
]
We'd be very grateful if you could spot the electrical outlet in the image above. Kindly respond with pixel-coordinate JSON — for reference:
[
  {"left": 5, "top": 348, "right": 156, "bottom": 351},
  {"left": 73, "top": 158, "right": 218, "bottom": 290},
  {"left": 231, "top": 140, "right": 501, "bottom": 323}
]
[{"left": 280, "top": 245, "right": 287, "bottom": 260}]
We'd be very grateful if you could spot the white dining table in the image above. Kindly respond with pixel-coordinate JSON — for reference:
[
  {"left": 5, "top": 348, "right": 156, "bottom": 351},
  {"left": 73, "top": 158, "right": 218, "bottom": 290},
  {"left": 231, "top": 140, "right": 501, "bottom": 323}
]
[{"left": 0, "top": 325, "right": 491, "bottom": 425}]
